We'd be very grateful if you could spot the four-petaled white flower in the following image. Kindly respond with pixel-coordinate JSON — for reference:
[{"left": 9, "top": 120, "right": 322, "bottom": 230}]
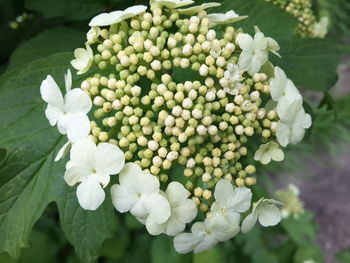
[
  {"left": 111, "top": 162, "right": 171, "bottom": 225},
  {"left": 276, "top": 94, "right": 312, "bottom": 147},
  {"left": 254, "top": 142, "right": 284, "bottom": 165},
  {"left": 177, "top": 2, "right": 220, "bottom": 15},
  {"left": 207, "top": 10, "right": 247, "bottom": 26},
  {"left": 223, "top": 63, "right": 244, "bottom": 95},
  {"left": 270, "top": 66, "right": 299, "bottom": 102},
  {"left": 40, "top": 69, "right": 92, "bottom": 143},
  {"left": 174, "top": 213, "right": 239, "bottom": 254},
  {"left": 236, "top": 31, "right": 280, "bottom": 76},
  {"left": 71, "top": 44, "right": 93, "bottom": 75},
  {"left": 241, "top": 198, "right": 282, "bottom": 233},
  {"left": 152, "top": 0, "right": 194, "bottom": 9},
  {"left": 146, "top": 182, "right": 197, "bottom": 236},
  {"left": 86, "top": 26, "right": 101, "bottom": 44},
  {"left": 313, "top": 16, "right": 329, "bottom": 38},
  {"left": 89, "top": 5, "right": 147, "bottom": 27},
  {"left": 211, "top": 179, "right": 252, "bottom": 225},
  {"left": 64, "top": 138, "right": 125, "bottom": 210}
]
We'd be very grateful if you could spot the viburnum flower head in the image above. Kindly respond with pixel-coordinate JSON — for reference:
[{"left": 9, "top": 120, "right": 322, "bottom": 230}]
[
  {"left": 40, "top": 69, "right": 92, "bottom": 142},
  {"left": 64, "top": 138, "right": 125, "bottom": 210}
]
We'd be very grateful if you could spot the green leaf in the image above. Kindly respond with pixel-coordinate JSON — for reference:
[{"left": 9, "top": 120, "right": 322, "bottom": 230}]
[
  {"left": 151, "top": 235, "right": 191, "bottom": 263},
  {"left": 24, "top": 0, "right": 104, "bottom": 21},
  {"left": 336, "top": 249, "right": 350, "bottom": 263},
  {"left": 281, "top": 211, "right": 317, "bottom": 246},
  {"left": 293, "top": 246, "right": 323, "bottom": 263},
  {"left": 216, "top": 0, "right": 340, "bottom": 91},
  {"left": 0, "top": 28, "right": 116, "bottom": 262},
  {"left": 193, "top": 248, "right": 223, "bottom": 263}
]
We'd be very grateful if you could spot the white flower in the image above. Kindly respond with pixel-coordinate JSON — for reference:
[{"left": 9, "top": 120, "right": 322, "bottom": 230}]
[
  {"left": 89, "top": 5, "right": 147, "bottom": 27},
  {"left": 313, "top": 16, "right": 329, "bottom": 38},
  {"left": 55, "top": 141, "right": 71, "bottom": 161},
  {"left": 40, "top": 69, "right": 92, "bottom": 142},
  {"left": 152, "top": 0, "right": 194, "bottom": 9},
  {"left": 177, "top": 2, "right": 221, "bottom": 15},
  {"left": 223, "top": 63, "right": 244, "bottom": 95},
  {"left": 174, "top": 213, "right": 239, "bottom": 254},
  {"left": 211, "top": 179, "right": 252, "bottom": 224},
  {"left": 276, "top": 94, "right": 312, "bottom": 147},
  {"left": 86, "top": 26, "right": 101, "bottom": 44},
  {"left": 110, "top": 162, "right": 171, "bottom": 224},
  {"left": 241, "top": 198, "right": 282, "bottom": 233},
  {"left": 64, "top": 138, "right": 125, "bottom": 210},
  {"left": 270, "top": 66, "right": 299, "bottom": 102},
  {"left": 71, "top": 44, "right": 93, "bottom": 75},
  {"left": 207, "top": 10, "right": 247, "bottom": 26},
  {"left": 145, "top": 182, "right": 197, "bottom": 236},
  {"left": 254, "top": 142, "right": 284, "bottom": 165},
  {"left": 236, "top": 31, "right": 280, "bottom": 76}
]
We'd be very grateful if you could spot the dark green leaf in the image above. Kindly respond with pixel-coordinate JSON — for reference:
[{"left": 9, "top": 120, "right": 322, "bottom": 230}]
[{"left": 151, "top": 235, "right": 191, "bottom": 263}]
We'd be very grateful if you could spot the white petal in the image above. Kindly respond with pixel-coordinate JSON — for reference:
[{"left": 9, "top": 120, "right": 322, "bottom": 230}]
[
  {"left": 86, "top": 26, "right": 100, "bottom": 44},
  {"left": 173, "top": 199, "right": 197, "bottom": 223},
  {"left": 257, "top": 203, "right": 281, "bottom": 227},
  {"left": 64, "top": 88, "right": 92, "bottom": 114},
  {"left": 173, "top": 232, "right": 204, "bottom": 254},
  {"left": 64, "top": 69, "right": 72, "bottom": 92},
  {"left": 270, "top": 148, "right": 284, "bottom": 162},
  {"left": 119, "top": 162, "right": 143, "bottom": 188},
  {"left": 130, "top": 199, "right": 148, "bottom": 218},
  {"left": 227, "top": 187, "right": 252, "bottom": 213},
  {"left": 193, "top": 236, "right": 218, "bottom": 254},
  {"left": 260, "top": 153, "right": 272, "bottom": 165},
  {"left": 253, "top": 32, "right": 268, "bottom": 50},
  {"left": 146, "top": 216, "right": 166, "bottom": 235},
  {"left": 236, "top": 33, "right": 253, "bottom": 51},
  {"left": 142, "top": 193, "right": 171, "bottom": 224},
  {"left": 64, "top": 166, "right": 90, "bottom": 186},
  {"left": 270, "top": 66, "right": 287, "bottom": 101},
  {"left": 95, "top": 142, "right": 125, "bottom": 175},
  {"left": 214, "top": 179, "right": 233, "bottom": 206},
  {"left": 154, "top": 0, "right": 194, "bottom": 9},
  {"left": 45, "top": 105, "right": 64, "bottom": 126},
  {"left": 140, "top": 173, "right": 160, "bottom": 195},
  {"left": 241, "top": 212, "right": 258, "bottom": 233},
  {"left": 70, "top": 138, "right": 96, "bottom": 167},
  {"left": 165, "top": 216, "right": 186, "bottom": 236},
  {"left": 276, "top": 122, "right": 291, "bottom": 147},
  {"left": 226, "top": 210, "right": 241, "bottom": 225},
  {"left": 165, "top": 181, "right": 190, "bottom": 206},
  {"left": 66, "top": 113, "right": 91, "bottom": 142},
  {"left": 177, "top": 2, "right": 221, "bottom": 15},
  {"left": 89, "top": 11, "right": 123, "bottom": 27},
  {"left": 110, "top": 184, "right": 138, "bottom": 213},
  {"left": 40, "top": 75, "right": 64, "bottom": 108},
  {"left": 277, "top": 94, "right": 303, "bottom": 124},
  {"left": 76, "top": 175, "right": 105, "bottom": 210},
  {"left": 290, "top": 126, "right": 306, "bottom": 145},
  {"left": 124, "top": 5, "right": 147, "bottom": 16},
  {"left": 55, "top": 141, "right": 71, "bottom": 161}
]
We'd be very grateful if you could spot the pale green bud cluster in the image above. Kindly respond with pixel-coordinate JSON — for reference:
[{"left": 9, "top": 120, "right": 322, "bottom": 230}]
[
  {"left": 80, "top": 6, "right": 282, "bottom": 211},
  {"left": 265, "top": 0, "right": 321, "bottom": 38},
  {"left": 8, "top": 12, "right": 34, "bottom": 30}
]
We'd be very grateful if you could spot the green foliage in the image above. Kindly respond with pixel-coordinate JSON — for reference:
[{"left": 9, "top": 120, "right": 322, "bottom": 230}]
[
  {"left": 25, "top": 0, "right": 104, "bottom": 20},
  {"left": 337, "top": 249, "right": 350, "bottom": 263}
]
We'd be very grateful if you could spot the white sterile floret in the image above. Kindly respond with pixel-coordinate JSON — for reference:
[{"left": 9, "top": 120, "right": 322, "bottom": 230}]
[
  {"left": 146, "top": 182, "right": 197, "bottom": 236},
  {"left": 153, "top": 0, "right": 194, "bottom": 9},
  {"left": 313, "top": 16, "right": 329, "bottom": 38},
  {"left": 174, "top": 213, "right": 240, "bottom": 254},
  {"left": 71, "top": 44, "right": 93, "bottom": 75},
  {"left": 110, "top": 163, "right": 171, "bottom": 224},
  {"left": 270, "top": 66, "right": 300, "bottom": 102},
  {"left": 241, "top": 198, "right": 283, "bottom": 233},
  {"left": 254, "top": 142, "right": 284, "bottom": 165},
  {"left": 177, "top": 2, "right": 221, "bottom": 15},
  {"left": 64, "top": 138, "right": 125, "bottom": 210},
  {"left": 89, "top": 5, "right": 147, "bottom": 27},
  {"left": 211, "top": 180, "right": 252, "bottom": 225},
  {"left": 86, "top": 26, "right": 100, "bottom": 44},
  {"left": 207, "top": 10, "right": 247, "bottom": 26},
  {"left": 40, "top": 69, "right": 92, "bottom": 144},
  {"left": 223, "top": 63, "right": 244, "bottom": 95},
  {"left": 236, "top": 31, "right": 280, "bottom": 76},
  {"left": 276, "top": 94, "right": 312, "bottom": 147}
]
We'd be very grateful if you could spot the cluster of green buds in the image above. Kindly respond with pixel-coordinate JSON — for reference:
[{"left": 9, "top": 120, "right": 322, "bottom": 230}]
[
  {"left": 76, "top": 5, "right": 286, "bottom": 213},
  {"left": 265, "top": 0, "right": 329, "bottom": 38},
  {"left": 8, "top": 12, "right": 34, "bottom": 30}
]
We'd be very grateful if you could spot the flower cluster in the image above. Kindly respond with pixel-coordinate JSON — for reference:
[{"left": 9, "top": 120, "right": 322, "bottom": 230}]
[
  {"left": 265, "top": 0, "right": 329, "bottom": 38},
  {"left": 40, "top": 0, "right": 311, "bottom": 254},
  {"left": 276, "top": 184, "right": 305, "bottom": 219}
]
